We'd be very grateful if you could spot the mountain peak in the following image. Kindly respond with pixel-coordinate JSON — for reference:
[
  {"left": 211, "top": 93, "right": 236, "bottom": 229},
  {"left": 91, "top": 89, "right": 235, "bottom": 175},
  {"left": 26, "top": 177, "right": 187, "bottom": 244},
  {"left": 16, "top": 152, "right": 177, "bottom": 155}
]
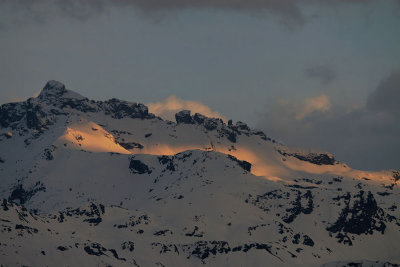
[
  {"left": 37, "top": 80, "right": 86, "bottom": 102},
  {"left": 38, "top": 80, "right": 67, "bottom": 100}
]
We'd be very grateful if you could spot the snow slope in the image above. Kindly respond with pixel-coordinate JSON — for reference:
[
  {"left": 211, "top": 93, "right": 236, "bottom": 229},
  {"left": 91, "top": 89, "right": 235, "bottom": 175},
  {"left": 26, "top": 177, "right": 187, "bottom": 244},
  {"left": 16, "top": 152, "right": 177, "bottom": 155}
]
[{"left": 0, "top": 81, "right": 399, "bottom": 266}]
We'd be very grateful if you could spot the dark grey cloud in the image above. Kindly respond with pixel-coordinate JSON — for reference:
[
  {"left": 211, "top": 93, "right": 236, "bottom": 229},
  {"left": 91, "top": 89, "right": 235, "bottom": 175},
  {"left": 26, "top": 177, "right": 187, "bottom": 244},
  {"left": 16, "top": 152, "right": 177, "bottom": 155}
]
[
  {"left": 1, "top": 0, "right": 397, "bottom": 29},
  {"left": 306, "top": 65, "right": 336, "bottom": 85},
  {"left": 0, "top": 0, "right": 305, "bottom": 27},
  {"left": 257, "top": 70, "right": 400, "bottom": 171},
  {"left": 366, "top": 71, "right": 400, "bottom": 115},
  {"left": 0, "top": 0, "right": 109, "bottom": 24},
  {"left": 55, "top": 0, "right": 108, "bottom": 21}
]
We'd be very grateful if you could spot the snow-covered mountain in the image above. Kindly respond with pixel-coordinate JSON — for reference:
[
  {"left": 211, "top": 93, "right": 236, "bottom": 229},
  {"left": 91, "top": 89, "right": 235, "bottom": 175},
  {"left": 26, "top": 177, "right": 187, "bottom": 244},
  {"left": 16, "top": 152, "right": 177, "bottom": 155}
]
[{"left": 0, "top": 80, "right": 399, "bottom": 267}]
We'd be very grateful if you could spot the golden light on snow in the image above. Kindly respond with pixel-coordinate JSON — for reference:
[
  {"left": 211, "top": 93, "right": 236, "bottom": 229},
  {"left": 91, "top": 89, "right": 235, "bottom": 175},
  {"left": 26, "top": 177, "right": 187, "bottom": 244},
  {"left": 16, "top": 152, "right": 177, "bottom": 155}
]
[
  {"left": 219, "top": 146, "right": 288, "bottom": 178},
  {"left": 138, "top": 142, "right": 289, "bottom": 180},
  {"left": 54, "top": 119, "right": 396, "bottom": 186},
  {"left": 140, "top": 144, "right": 202, "bottom": 156},
  {"left": 58, "top": 121, "right": 131, "bottom": 154}
]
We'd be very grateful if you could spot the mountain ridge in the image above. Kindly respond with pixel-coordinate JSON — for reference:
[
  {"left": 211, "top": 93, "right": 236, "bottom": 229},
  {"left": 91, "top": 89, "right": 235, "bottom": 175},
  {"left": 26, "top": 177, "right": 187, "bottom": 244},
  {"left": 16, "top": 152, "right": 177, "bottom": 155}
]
[{"left": 0, "top": 81, "right": 399, "bottom": 266}]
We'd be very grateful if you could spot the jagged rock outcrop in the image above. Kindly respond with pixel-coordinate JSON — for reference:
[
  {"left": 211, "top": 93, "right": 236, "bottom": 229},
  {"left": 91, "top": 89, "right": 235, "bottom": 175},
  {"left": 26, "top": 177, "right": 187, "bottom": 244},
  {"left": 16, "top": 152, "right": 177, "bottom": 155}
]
[
  {"left": 175, "top": 110, "right": 194, "bottom": 124},
  {"left": 101, "top": 99, "right": 155, "bottom": 120},
  {"left": 1, "top": 81, "right": 399, "bottom": 267},
  {"left": 277, "top": 149, "right": 337, "bottom": 166}
]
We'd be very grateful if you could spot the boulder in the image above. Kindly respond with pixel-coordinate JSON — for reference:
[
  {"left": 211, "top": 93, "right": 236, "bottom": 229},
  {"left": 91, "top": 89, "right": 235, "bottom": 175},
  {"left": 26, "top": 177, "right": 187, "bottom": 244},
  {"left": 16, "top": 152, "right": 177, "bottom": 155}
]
[{"left": 175, "top": 110, "right": 194, "bottom": 124}]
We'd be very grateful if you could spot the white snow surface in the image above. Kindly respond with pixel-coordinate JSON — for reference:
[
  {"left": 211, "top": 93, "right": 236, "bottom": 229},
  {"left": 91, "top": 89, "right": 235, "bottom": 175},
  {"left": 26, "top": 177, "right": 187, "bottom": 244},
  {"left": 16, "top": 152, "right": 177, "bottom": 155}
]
[{"left": 0, "top": 81, "right": 399, "bottom": 266}]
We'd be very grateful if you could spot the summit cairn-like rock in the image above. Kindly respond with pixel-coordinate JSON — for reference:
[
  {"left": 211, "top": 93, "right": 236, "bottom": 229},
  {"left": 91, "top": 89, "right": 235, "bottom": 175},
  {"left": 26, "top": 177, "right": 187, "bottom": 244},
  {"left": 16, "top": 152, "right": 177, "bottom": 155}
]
[{"left": 38, "top": 80, "right": 67, "bottom": 101}]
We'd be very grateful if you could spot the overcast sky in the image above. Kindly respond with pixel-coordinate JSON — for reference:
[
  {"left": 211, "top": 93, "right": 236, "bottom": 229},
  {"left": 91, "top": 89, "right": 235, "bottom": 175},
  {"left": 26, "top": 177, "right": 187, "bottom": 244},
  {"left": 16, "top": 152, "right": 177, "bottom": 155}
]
[{"left": 0, "top": 0, "right": 399, "bottom": 171}]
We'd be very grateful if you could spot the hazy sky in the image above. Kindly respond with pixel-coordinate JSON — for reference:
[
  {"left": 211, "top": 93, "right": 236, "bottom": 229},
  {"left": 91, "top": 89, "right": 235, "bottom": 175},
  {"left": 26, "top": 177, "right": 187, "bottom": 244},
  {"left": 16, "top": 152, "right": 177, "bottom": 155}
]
[{"left": 0, "top": 0, "right": 399, "bottom": 171}]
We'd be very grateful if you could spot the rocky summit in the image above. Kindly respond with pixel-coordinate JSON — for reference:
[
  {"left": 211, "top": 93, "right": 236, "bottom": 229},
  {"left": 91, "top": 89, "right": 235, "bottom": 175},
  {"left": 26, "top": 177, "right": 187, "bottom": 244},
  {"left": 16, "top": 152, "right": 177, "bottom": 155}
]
[{"left": 0, "top": 81, "right": 399, "bottom": 267}]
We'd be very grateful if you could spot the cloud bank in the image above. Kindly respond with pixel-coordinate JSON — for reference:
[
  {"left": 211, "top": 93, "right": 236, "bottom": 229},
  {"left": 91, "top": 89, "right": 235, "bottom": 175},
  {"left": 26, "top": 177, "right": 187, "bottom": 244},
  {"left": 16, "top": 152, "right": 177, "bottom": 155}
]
[
  {"left": 147, "top": 95, "right": 226, "bottom": 122},
  {"left": 1, "top": 0, "right": 397, "bottom": 29},
  {"left": 306, "top": 65, "right": 336, "bottom": 85},
  {"left": 257, "top": 71, "right": 400, "bottom": 171},
  {"left": 366, "top": 70, "right": 400, "bottom": 115},
  {"left": 0, "top": 0, "right": 304, "bottom": 25}
]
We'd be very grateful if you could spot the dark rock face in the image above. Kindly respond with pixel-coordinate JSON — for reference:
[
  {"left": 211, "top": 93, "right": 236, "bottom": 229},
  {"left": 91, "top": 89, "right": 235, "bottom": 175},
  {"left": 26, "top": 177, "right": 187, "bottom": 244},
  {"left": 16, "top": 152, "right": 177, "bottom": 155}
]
[
  {"left": 173, "top": 110, "right": 271, "bottom": 144},
  {"left": 282, "top": 190, "right": 314, "bottom": 224},
  {"left": 38, "top": 80, "right": 67, "bottom": 101},
  {"left": 327, "top": 191, "right": 388, "bottom": 245},
  {"left": 1, "top": 81, "right": 156, "bottom": 131},
  {"left": 235, "top": 121, "right": 250, "bottom": 132},
  {"left": 292, "top": 233, "right": 301, "bottom": 244},
  {"left": 43, "top": 145, "right": 57, "bottom": 160},
  {"left": 175, "top": 111, "right": 227, "bottom": 133},
  {"left": 251, "top": 130, "right": 270, "bottom": 141},
  {"left": 102, "top": 99, "right": 154, "bottom": 120},
  {"left": 114, "top": 214, "right": 150, "bottom": 229},
  {"left": 84, "top": 243, "right": 107, "bottom": 256},
  {"left": 175, "top": 110, "right": 194, "bottom": 124},
  {"left": 119, "top": 142, "right": 144, "bottom": 150},
  {"left": 9, "top": 182, "right": 46, "bottom": 205},
  {"left": 204, "top": 118, "right": 220, "bottom": 131},
  {"left": 44, "top": 149, "right": 54, "bottom": 160},
  {"left": 25, "top": 102, "right": 46, "bottom": 130},
  {"left": 193, "top": 113, "right": 206, "bottom": 124},
  {"left": 277, "top": 150, "right": 336, "bottom": 165},
  {"left": 246, "top": 189, "right": 314, "bottom": 225},
  {"left": 226, "top": 121, "right": 248, "bottom": 136},
  {"left": 227, "top": 155, "right": 251, "bottom": 172},
  {"left": 38, "top": 80, "right": 91, "bottom": 113},
  {"left": 0, "top": 102, "right": 35, "bottom": 130},
  {"left": 291, "top": 233, "right": 314, "bottom": 247},
  {"left": 57, "top": 246, "right": 69, "bottom": 251},
  {"left": 154, "top": 229, "right": 173, "bottom": 236},
  {"left": 220, "top": 128, "right": 237, "bottom": 143},
  {"left": 246, "top": 190, "right": 284, "bottom": 213},
  {"left": 226, "top": 131, "right": 237, "bottom": 143},
  {"left": 57, "top": 203, "right": 105, "bottom": 225},
  {"left": 158, "top": 156, "right": 175, "bottom": 172},
  {"left": 302, "top": 235, "right": 314, "bottom": 247},
  {"left": 304, "top": 153, "right": 336, "bottom": 165},
  {"left": 1, "top": 199, "right": 9, "bottom": 211},
  {"left": 121, "top": 241, "right": 135, "bottom": 252},
  {"left": 129, "top": 158, "right": 152, "bottom": 174},
  {"left": 85, "top": 216, "right": 102, "bottom": 225},
  {"left": 185, "top": 226, "right": 203, "bottom": 237},
  {"left": 59, "top": 98, "right": 97, "bottom": 113},
  {"left": 193, "top": 112, "right": 224, "bottom": 131},
  {"left": 109, "top": 248, "right": 126, "bottom": 261},
  {"left": 393, "top": 171, "right": 400, "bottom": 182},
  {"left": 186, "top": 241, "right": 231, "bottom": 261},
  {"left": 15, "top": 224, "right": 39, "bottom": 234},
  {"left": 153, "top": 241, "right": 280, "bottom": 263},
  {"left": 0, "top": 103, "right": 22, "bottom": 128},
  {"left": 1, "top": 97, "right": 58, "bottom": 133}
]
